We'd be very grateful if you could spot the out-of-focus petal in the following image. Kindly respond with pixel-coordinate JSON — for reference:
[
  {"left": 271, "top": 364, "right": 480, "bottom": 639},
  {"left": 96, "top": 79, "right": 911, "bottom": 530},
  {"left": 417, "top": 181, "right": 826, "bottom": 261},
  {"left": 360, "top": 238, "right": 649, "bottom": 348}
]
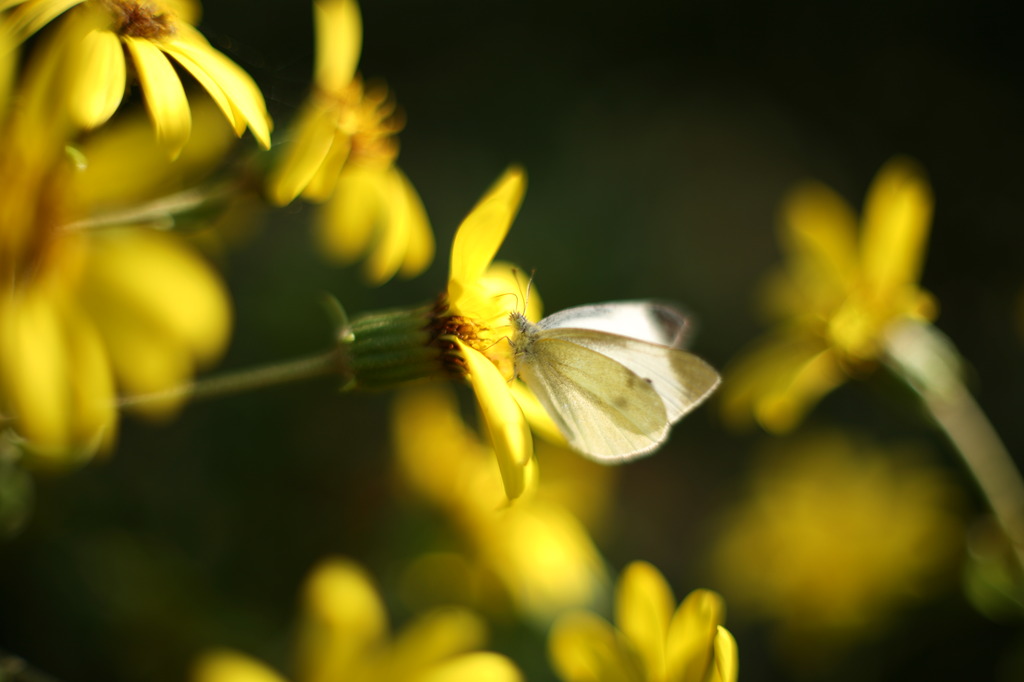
[
  {"left": 409, "top": 652, "right": 523, "bottom": 682},
  {"left": 615, "top": 561, "right": 675, "bottom": 680},
  {"left": 266, "top": 104, "right": 341, "bottom": 206},
  {"left": 68, "top": 27, "right": 125, "bottom": 129},
  {"left": 3, "top": 0, "right": 83, "bottom": 40},
  {"left": 860, "top": 156, "right": 933, "bottom": 298},
  {"left": 125, "top": 36, "right": 191, "bottom": 157},
  {"left": 389, "top": 608, "right": 487, "bottom": 674},
  {"left": 66, "top": 306, "right": 117, "bottom": 453},
  {"left": 393, "top": 167, "right": 435, "bottom": 279},
  {"left": 191, "top": 649, "right": 288, "bottom": 682},
  {"left": 721, "top": 334, "right": 844, "bottom": 433},
  {"left": 296, "top": 558, "right": 388, "bottom": 682},
  {"left": 318, "top": 164, "right": 387, "bottom": 264},
  {"left": 710, "top": 627, "right": 739, "bottom": 682},
  {"left": 314, "top": 0, "right": 361, "bottom": 93},
  {"left": 457, "top": 341, "right": 531, "bottom": 499},
  {"left": 449, "top": 168, "right": 526, "bottom": 312},
  {"left": 778, "top": 180, "right": 859, "bottom": 307},
  {"left": 83, "top": 230, "right": 231, "bottom": 364},
  {"left": 665, "top": 589, "right": 725, "bottom": 682},
  {"left": 548, "top": 611, "right": 637, "bottom": 682},
  {"left": 0, "top": 290, "right": 71, "bottom": 452}
]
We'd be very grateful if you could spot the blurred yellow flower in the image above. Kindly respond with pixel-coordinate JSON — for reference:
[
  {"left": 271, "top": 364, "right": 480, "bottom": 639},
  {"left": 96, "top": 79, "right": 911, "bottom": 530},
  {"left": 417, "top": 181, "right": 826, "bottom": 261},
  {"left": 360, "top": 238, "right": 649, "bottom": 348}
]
[
  {"left": 0, "top": 87, "right": 231, "bottom": 462},
  {"left": 549, "top": 560, "right": 738, "bottom": 682},
  {"left": 392, "top": 384, "right": 612, "bottom": 623},
  {"left": 721, "top": 157, "right": 937, "bottom": 432},
  {"left": 266, "top": 0, "right": 432, "bottom": 284},
  {"left": 709, "top": 433, "right": 963, "bottom": 651},
  {"left": 192, "top": 557, "right": 523, "bottom": 682},
  {"left": 1, "top": 0, "right": 272, "bottom": 156}
]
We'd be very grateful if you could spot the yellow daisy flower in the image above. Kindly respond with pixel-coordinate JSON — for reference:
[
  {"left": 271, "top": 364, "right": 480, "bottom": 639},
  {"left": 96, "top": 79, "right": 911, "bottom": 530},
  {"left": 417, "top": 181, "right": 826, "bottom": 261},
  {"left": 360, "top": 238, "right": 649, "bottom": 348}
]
[
  {"left": 192, "top": 557, "right": 523, "bottom": 682},
  {"left": 435, "top": 166, "right": 551, "bottom": 500},
  {"left": 549, "top": 560, "right": 738, "bottom": 682},
  {"left": 392, "top": 385, "right": 611, "bottom": 622},
  {"left": 0, "top": 0, "right": 272, "bottom": 157},
  {"left": 721, "top": 157, "right": 937, "bottom": 432},
  {"left": 266, "top": 0, "right": 433, "bottom": 284},
  {"left": 0, "top": 84, "right": 231, "bottom": 462},
  {"left": 709, "top": 433, "right": 962, "bottom": 656}
]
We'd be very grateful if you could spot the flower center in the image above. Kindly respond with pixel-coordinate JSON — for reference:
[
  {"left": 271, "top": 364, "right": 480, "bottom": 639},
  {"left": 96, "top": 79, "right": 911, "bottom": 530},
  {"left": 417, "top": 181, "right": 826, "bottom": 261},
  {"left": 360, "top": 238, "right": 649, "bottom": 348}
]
[
  {"left": 323, "top": 78, "right": 403, "bottom": 166},
  {"left": 103, "top": 0, "right": 176, "bottom": 40}
]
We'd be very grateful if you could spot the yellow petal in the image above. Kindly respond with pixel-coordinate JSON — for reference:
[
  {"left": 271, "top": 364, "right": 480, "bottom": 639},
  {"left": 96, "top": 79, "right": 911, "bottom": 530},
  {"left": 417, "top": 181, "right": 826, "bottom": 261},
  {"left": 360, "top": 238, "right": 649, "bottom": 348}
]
[
  {"left": 124, "top": 36, "right": 191, "bottom": 158},
  {"left": 0, "top": 290, "right": 71, "bottom": 453},
  {"left": 191, "top": 649, "right": 287, "bottom": 682},
  {"left": 394, "top": 167, "right": 435, "bottom": 278},
  {"left": 860, "top": 156, "right": 933, "bottom": 297},
  {"left": 66, "top": 306, "right": 117, "bottom": 453},
  {"left": 778, "top": 180, "right": 859, "bottom": 306},
  {"left": 665, "top": 589, "right": 726, "bottom": 682},
  {"left": 548, "top": 610, "right": 636, "bottom": 682},
  {"left": 68, "top": 27, "right": 125, "bottom": 129},
  {"left": 296, "top": 558, "right": 388, "bottom": 682},
  {"left": 409, "top": 653, "right": 523, "bottom": 682},
  {"left": 83, "top": 230, "right": 231, "bottom": 365},
  {"left": 509, "top": 380, "right": 565, "bottom": 446},
  {"left": 709, "top": 627, "right": 738, "bottom": 682},
  {"left": 720, "top": 334, "right": 844, "bottom": 433},
  {"left": 457, "top": 341, "right": 532, "bottom": 499},
  {"left": 266, "top": 104, "right": 341, "bottom": 205},
  {"left": 390, "top": 608, "right": 487, "bottom": 673},
  {"left": 448, "top": 167, "right": 526, "bottom": 311},
  {"left": 314, "top": 0, "right": 362, "bottom": 93},
  {"left": 4, "top": 0, "right": 84, "bottom": 40},
  {"left": 318, "top": 164, "right": 387, "bottom": 264},
  {"left": 165, "top": 30, "right": 272, "bottom": 149},
  {"left": 615, "top": 561, "right": 675, "bottom": 680},
  {"left": 363, "top": 168, "right": 416, "bottom": 284}
]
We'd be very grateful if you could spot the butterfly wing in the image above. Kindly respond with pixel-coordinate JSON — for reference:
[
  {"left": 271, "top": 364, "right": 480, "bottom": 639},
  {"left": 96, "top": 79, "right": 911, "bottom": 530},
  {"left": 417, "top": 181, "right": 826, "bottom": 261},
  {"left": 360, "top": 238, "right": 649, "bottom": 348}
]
[
  {"left": 516, "top": 336, "right": 671, "bottom": 462},
  {"left": 535, "top": 301, "right": 693, "bottom": 348},
  {"left": 541, "top": 328, "right": 721, "bottom": 424}
]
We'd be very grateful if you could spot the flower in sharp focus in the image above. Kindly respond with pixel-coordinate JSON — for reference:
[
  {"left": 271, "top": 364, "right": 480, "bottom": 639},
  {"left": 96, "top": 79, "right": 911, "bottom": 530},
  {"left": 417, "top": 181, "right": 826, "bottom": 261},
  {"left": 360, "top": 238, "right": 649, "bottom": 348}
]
[
  {"left": 0, "top": 0, "right": 272, "bottom": 157},
  {"left": 392, "top": 385, "right": 612, "bottom": 623},
  {"left": 266, "top": 0, "right": 432, "bottom": 284},
  {"left": 549, "top": 560, "right": 738, "bottom": 682},
  {"left": 435, "top": 166, "right": 553, "bottom": 500},
  {"left": 709, "top": 433, "right": 963, "bottom": 656},
  {"left": 721, "top": 157, "right": 936, "bottom": 432},
  {"left": 0, "top": 85, "right": 231, "bottom": 463},
  {"left": 192, "top": 557, "right": 523, "bottom": 682}
]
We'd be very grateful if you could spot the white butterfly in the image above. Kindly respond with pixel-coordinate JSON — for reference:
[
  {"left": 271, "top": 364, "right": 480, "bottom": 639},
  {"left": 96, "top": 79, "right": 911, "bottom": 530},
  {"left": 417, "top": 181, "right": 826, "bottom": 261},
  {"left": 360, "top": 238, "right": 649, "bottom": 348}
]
[{"left": 510, "top": 301, "right": 720, "bottom": 462}]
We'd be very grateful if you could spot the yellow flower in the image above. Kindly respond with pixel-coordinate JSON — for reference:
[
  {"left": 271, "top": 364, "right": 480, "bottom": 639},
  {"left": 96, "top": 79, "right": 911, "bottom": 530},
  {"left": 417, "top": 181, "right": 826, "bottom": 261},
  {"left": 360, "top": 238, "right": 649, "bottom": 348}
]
[
  {"left": 192, "top": 557, "right": 523, "bottom": 682},
  {"left": 392, "top": 385, "right": 611, "bottom": 622},
  {"left": 1, "top": 0, "right": 272, "bottom": 157},
  {"left": 266, "top": 0, "right": 432, "bottom": 284},
  {"left": 549, "top": 561, "right": 738, "bottom": 682},
  {"left": 0, "top": 87, "right": 231, "bottom": 462},
  {"left": 436, "top": 166, "right": 553, "bottom": 500},
  {"left": 721, "top": 157, "right": 937, "bottom": 432},
  {"left": 709, "top": 433, "right": 962, "bottom": 653}
]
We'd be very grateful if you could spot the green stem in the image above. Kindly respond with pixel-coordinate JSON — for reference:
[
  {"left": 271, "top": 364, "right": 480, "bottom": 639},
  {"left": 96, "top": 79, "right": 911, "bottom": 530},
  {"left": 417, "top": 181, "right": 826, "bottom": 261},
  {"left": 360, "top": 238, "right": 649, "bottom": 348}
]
[
  {"left": 118, "top": 349, "right": 346, "bottom": 410},
  {"left": 884, "top": 320, "right": 1024, "bottom": 569},
  {"left": 60, "top": 181, "right": 237, "bottom": 232}
]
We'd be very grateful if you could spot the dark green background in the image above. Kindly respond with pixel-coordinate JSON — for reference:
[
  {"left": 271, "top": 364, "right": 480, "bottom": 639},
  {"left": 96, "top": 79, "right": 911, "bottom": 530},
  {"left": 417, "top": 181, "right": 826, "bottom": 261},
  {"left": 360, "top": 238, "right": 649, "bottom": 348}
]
[{"left": 3, "top": 1, "right": 1024, "bottom": 681}]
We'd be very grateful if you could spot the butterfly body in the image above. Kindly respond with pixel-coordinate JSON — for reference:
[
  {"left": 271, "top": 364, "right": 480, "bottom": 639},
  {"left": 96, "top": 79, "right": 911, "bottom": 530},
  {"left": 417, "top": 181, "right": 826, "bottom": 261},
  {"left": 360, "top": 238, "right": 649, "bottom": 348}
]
[{"left": 509, "top": 301, "right": 720, "bottom": 462}]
